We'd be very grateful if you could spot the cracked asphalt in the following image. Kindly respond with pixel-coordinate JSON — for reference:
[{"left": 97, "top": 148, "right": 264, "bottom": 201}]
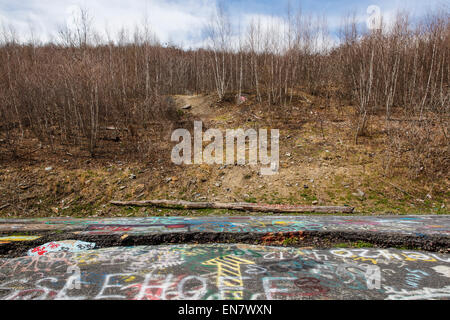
[{"left": 0, "top": 215, "right": 448, "bottom": 300}]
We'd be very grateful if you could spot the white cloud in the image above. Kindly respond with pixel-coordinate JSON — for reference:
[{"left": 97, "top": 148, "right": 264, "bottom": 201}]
[
  {"left": 0, "top": 0, "right": 217, "bottom": 46},
  {"left": 0, "top": 0, "right": 445, "bottom": 47}
]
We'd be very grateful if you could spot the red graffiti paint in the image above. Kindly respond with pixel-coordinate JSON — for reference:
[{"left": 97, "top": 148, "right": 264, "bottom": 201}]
[
  {"left": 90, "top": 226, "right": 132, "bottom": 232},
  {"left": 47, "top": 242, "right": 61, "bottom": 249},
  {"left": 30, "top": 246, "right": 47, "bottom": 256},
  {"left": 294, "top": 277, "right": 329, "bottom": 297},
  {"left": 166, "top": 224, "right": 188, "bottom": 229}
]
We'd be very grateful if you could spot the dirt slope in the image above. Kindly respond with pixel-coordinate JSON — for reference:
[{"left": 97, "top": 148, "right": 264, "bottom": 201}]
[{"left": 0, "top": 93, "right": 448, "bottom": 217}]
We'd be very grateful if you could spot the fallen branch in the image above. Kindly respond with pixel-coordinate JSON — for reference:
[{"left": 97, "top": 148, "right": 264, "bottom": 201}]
[
  {"left": 378, "top": 177, "right": 415, "bottom": 199},
  {"left": 100, "top": 126, "right": 129, "bottom": 131},
  {"left": 0, "top": 203, "right": 10, "bottom": 210},
  {"left": 386, "top": 181, "right": 414, "bottom": 198},
  {"left": 110, "top": 200, "right": 354, "bottom": 214}
]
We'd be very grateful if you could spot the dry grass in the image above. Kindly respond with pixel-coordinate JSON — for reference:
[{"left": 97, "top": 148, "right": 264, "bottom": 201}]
[
  {"left": 0, "top": 93, "right": 447, "bottom": 218},
  {"left": 0, "top": 6, "right": 448, "bottom": 217}
]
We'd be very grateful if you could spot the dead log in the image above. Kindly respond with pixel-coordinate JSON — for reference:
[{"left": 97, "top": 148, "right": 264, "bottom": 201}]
[
  {"left": 100, "top": 127, "right": 129, "bottom": 131},
  {"left": 110, "top": 200, "right": 354, "bottom": 213}
]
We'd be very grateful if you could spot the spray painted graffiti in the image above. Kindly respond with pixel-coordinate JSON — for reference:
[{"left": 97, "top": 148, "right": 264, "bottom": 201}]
[
  {"left": 0, "top": 236, "right": 41, "bottom": 242},
  {"left": 202, "top": 255, "right": 255, "bottom": 300},
  {"left": 0, "top": 223, "right": 63, "bottom": 232},
  {"left": 0, "top": 244, "right": 449, "bottom": 300},
  {"left": 1, "top": 216, "right": 448, "bottom": 237},
  {"left": 27, "top": 241, "right": 96, "bottom": 256}
]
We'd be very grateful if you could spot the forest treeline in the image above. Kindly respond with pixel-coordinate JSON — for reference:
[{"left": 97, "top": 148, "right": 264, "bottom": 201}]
[{"left": 0, "top": 7, "right": 448, "bottom": 178}]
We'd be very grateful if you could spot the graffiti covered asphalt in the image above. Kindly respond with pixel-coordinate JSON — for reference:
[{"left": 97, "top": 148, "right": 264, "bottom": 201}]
[
  {"left": 1, "top": 215, "right": 449, "bottom": 254},
  {"left": 0, "top": 215, "right": 449, "bottom": 300},
  {"left": 1, "top": 244, "right": 449, "bottom": 300},
  {"left": 0, "top": 215, "right": 449, "bottom": 235}
]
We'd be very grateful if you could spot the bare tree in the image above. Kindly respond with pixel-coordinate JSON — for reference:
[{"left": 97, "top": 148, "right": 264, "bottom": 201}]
[{"left": 206, "top": 4, "right": 232, "bottom": 101}]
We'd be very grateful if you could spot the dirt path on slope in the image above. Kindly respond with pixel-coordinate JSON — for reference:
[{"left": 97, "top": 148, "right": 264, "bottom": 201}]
[{"left": 173, "top": 94, "right": 218, "bottom": 123}]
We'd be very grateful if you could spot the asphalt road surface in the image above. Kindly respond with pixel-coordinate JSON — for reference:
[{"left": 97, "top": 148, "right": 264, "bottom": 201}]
[
  {"left": 1, "top": 215, "right": 449, "bottom": 235},
  {"left": 0, "top": 215, "right": 449, "bottom": 300},
  {"left": 1, "top": 244, "right": 449, "bottom": 300}
]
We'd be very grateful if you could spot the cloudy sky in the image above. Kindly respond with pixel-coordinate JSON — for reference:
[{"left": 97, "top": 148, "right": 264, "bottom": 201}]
[{"left": 0, "top": 0, "right": 447, "bottom": 47}]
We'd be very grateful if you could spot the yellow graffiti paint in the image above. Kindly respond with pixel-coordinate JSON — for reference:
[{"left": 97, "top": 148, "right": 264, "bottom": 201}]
[
  {"left": 123, "top": 276, "right": 136, "bottom": 282},
  {"left": 203, "top": 255, "right": 255, "bottom": 300},
  {"left": 248, "top": 221, "right": 269, "bottom": 228},
  {"left": 0, "top": 235, "right": 41, "bottom": 241},
  {"left": 354, "top": 257, "right": 378, "bottom": 265},
  {"left": 401, "top": 253, "right": 437, "bottom": 262},
  {"left": 273, "top": 221, "right": 291, "bottom": 225},
  {"left": 74, "top": 252, "right": 102, "bottom": 265},
  {"left": 223, "top": 291, "right": 243, "bottom": 300}
]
